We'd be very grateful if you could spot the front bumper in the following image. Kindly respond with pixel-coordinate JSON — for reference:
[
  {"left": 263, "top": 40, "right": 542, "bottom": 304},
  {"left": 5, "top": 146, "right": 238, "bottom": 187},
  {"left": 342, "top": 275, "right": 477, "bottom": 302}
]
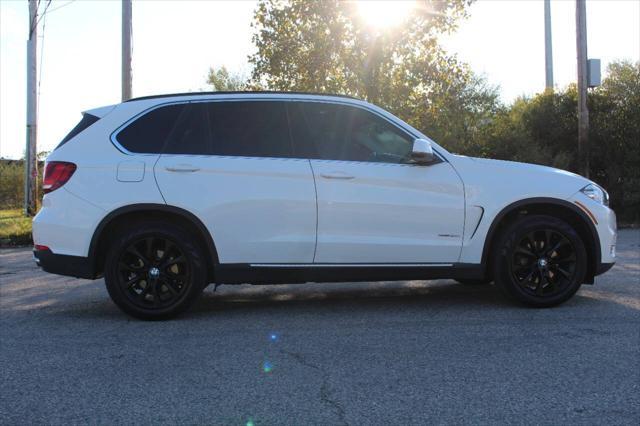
[{"left": 33, "top": 248, "right": 95, "bottom": 279}]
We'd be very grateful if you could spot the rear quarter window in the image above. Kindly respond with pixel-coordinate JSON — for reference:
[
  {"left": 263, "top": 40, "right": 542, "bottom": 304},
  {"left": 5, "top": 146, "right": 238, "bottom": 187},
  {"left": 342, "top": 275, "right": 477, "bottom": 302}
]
[{"left": 116, "top": 104, "right": 185, "bottom": 153}]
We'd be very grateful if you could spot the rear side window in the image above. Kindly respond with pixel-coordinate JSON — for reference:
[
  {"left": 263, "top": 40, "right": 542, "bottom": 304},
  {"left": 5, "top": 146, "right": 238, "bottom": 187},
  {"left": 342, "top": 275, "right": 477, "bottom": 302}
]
[
  {"left": 206, "top": 101, "right": 292, "bottom": 158},
  {"left": 56, "top": 113, "right": 100, "bottom": 150},
  {"left": 163, "top": 104, "right": 211, "bottom": 155},
  {"left": 116, "top": 104, "right": 185, "bottom": 153}
]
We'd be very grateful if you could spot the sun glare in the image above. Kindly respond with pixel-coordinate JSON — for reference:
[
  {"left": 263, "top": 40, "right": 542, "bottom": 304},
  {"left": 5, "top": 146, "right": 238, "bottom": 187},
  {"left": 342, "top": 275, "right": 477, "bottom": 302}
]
[{"left": 357, "top": 0, "right": 416, "bottom": 28}]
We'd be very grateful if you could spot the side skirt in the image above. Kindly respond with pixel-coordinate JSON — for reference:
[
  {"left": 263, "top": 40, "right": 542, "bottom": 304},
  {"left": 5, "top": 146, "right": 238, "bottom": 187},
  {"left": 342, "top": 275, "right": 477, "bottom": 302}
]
[{"left": 214, "top": 263, "right": 484, "bottom": 285}]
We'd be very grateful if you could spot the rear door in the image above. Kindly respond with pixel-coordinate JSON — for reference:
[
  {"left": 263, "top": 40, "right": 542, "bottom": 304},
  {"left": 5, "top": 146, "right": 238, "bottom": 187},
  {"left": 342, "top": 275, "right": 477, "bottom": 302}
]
[
  {"left": 288, "top": 101, "right": 465, "bottom": 264},
  {"left": 153, "top": 100, "right": 317, "bottom": 264}
]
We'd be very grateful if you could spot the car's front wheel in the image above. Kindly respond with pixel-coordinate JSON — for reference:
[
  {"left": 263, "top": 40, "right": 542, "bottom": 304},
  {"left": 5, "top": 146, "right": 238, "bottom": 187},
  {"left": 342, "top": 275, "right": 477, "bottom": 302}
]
[
  {"left": 104, "top": 221, "right": 208, "bottom": 320},
  {"left": 492, "top": 215, "right": 587, "bottom": 307}
]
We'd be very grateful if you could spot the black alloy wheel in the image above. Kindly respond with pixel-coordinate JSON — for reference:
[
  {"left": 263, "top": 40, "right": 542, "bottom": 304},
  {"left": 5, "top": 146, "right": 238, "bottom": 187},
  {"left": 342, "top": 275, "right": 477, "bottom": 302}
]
[
  {"left": 509, "top": 229, "right": 577, "bottom": 297},
  {"left": 493, "top": 215, "right": 587, "bottom": 307},
  {"left": 117, "top": 237, "right": 191, "bottom": 310},
  {"left": 104, "top": 221, "right": 207, "bottom": 320}
]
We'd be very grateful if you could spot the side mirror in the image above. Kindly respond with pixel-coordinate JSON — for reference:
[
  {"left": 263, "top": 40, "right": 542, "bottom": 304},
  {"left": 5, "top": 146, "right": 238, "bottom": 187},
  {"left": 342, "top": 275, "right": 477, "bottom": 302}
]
[{"left": 411, "top": 138, "right": 435, "bottom": 164}]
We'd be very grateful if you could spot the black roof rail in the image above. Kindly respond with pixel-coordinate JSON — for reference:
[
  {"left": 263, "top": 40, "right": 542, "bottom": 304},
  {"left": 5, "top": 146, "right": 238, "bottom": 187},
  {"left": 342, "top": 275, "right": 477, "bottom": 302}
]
[{"left": 124, "top": 91, "right": 363, "bottom": 103}]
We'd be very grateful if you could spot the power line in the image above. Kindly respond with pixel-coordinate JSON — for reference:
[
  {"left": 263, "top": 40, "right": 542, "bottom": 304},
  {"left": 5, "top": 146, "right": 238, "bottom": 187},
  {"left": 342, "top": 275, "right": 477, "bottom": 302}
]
[{"left": 44, "top": 0, "right": 77, "bottom": 15}]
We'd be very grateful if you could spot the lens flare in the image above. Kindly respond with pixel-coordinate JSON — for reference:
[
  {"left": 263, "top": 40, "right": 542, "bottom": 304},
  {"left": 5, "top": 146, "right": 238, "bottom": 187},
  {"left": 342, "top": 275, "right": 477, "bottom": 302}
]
[
  {"left": 269, "top": 333, "right": 278, "bottom": 342},
  {"left": 263, "top": 361, "right": 273, "bottom": 373}
]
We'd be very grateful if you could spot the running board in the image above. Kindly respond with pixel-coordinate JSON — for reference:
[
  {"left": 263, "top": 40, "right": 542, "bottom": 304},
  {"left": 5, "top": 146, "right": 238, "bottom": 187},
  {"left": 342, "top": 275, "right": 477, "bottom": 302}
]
[{"left": 213, "top": 263, "right": 484, "bottom": 285}]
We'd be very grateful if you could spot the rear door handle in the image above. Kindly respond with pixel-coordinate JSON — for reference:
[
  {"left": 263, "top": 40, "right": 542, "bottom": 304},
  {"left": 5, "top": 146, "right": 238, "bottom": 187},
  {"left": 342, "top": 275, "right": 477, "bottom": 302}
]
[
  {"left": 165, "top": 164, "right": 200, "bottom": 173},
  {"left": 320, "top": 171, "right": 355, "bottom": 180}
]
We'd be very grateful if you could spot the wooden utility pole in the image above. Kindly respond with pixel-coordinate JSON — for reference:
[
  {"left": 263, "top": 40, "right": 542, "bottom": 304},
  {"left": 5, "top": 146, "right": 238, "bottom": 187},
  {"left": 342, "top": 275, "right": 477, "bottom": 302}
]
[
  {"left": 25, "top": 0, "right": 38, "bottom": 216},
  {"left": 576, "top": 0, "right": 589, "bottom": 178},
  {"left": 544, "top": 0, "right": 553, "bottom": 90},
  {"left": 122, "top": 0, "right": 132, "bottom": 101}
]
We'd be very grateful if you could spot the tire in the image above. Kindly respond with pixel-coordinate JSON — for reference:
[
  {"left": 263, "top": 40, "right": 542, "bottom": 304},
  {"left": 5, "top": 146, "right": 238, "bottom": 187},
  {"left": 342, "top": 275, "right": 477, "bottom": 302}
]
[
  {"left": 492, "top": 214, "right": 587, "bottom": 308},
  {"left": 455, "top": 278, "right": 491, "bottom": 285},
  {"left": 104, "top": 221, "right": 208, "bottom": 320}
]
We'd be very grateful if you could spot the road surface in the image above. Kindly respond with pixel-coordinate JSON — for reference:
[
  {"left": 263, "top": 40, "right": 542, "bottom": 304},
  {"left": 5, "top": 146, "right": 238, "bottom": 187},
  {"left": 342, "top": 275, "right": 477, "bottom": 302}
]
[{"left": 1, "top": 230, "right": 638, "bottom": 425}]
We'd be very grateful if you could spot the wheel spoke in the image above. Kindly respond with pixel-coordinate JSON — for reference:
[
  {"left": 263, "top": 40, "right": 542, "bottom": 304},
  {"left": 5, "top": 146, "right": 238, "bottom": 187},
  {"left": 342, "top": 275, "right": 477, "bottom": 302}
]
[
  {"left": 161, "top": 254, "right": 186, "bottom": 270},
  {"left": 554, "top": 253, "right": 576, "bottom": 264},
  {"left": 119, "top": 260, "right": 143, "bottom": 272},
  {"left": 160, "top": 277, "right": 178, "bottom": 296},
  {"left": 555, "top": 266, "right": 572, "bottom": 280},
  {"left": 515, "top": 247, "right": 536, "bottom": 258},
  {"left": 124, "top": 274, "right": 141, "bottom": 288},
  {"left": 547, "top": 239, "right": 569, "bottom": 256},
  {"left": 536, "top": 273, "right": 546, "bottom": 296},
  {"left": 547, "top": 272, "right": 557, "bottom": 292}
]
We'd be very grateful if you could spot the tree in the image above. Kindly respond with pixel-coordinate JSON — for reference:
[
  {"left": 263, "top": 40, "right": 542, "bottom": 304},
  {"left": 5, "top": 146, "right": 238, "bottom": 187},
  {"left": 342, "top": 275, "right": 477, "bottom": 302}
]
[{"left": 207, "top": 66, "right": 248, "bottom": 91}]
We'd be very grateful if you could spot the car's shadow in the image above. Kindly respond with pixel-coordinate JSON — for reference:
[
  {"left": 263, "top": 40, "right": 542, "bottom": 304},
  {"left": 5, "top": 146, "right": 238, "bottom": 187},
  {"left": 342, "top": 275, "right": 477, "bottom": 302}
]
[{"left": 191, "top": 280, "right": 513, "bottom": 315}]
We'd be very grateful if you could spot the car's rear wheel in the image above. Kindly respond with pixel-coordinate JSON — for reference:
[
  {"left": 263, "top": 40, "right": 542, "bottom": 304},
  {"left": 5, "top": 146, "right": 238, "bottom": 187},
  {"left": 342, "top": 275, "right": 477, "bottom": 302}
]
[
  {"left": 104, "top": 221, "right": 207, "bottom": 320},
  {"left": 492, "top": 215, "right": 587, "bottom": 307}
]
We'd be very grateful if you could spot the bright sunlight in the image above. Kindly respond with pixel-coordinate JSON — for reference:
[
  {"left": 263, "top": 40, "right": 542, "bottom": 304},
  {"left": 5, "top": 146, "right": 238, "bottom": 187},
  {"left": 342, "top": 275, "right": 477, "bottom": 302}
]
[{"left": 357, "top": 0, "right": 416, "bottom": 28}]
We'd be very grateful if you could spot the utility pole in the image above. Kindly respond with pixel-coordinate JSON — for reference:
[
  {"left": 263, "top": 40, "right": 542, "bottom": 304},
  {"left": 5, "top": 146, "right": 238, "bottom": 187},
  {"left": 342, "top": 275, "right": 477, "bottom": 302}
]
[
  {"left": 24, "top": 0, "right": 38, "bottom": 216},
  {"left": 544, "top": 0, "right": 554, "bottom": 90},
  {"left": 122, "top": 0, "right": 132, "bottom": 101},
  {"left": 576, "top": 0, "right": 589, "bottom": 178}
]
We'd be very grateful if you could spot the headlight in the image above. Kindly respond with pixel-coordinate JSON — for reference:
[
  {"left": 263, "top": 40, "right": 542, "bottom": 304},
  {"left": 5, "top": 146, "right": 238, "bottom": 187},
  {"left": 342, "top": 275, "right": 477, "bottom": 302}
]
[{"left": 581, "top": 183, "right": 609, "bottom": 206}]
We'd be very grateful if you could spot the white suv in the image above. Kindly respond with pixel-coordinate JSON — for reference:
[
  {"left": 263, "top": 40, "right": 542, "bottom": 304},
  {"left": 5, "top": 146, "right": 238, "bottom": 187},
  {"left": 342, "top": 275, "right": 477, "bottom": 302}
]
[{"left": 33, "top": 92, "right": 617, "bottom": 319}]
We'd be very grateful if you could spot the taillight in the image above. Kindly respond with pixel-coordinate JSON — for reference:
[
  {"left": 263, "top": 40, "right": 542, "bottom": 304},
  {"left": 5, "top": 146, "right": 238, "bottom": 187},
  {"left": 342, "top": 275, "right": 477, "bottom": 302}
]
[{"left": 43, "top": 161, "right": 76, "bottom": 194}]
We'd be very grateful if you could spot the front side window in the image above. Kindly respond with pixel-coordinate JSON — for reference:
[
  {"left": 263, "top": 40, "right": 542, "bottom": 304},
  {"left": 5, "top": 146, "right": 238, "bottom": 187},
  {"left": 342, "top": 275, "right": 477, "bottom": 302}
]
[{"left": 288, "top": 102, "right": 414, "bottom": 163}]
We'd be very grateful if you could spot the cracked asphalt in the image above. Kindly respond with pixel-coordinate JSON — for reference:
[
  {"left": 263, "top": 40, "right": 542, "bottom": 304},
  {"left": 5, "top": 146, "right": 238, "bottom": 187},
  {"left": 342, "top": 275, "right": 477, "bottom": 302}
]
[{"left": 1, "top": 230, "right": 639, "bottom": 425}]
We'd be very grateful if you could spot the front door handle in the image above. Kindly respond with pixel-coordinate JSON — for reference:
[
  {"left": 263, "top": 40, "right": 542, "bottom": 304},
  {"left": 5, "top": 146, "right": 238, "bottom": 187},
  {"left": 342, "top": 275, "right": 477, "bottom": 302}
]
[
  {"left": 320, "top": 171, "right": 355, "bottom": 180},
  {"left": 165, "top": 164, "right": 200, "bottom": 173}
]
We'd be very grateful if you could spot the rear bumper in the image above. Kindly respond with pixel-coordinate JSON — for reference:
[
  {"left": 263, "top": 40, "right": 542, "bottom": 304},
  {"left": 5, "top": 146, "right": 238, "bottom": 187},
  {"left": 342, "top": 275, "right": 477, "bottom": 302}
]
[{"left": 33, "top": 248, "right": 95, "bottom": 279}]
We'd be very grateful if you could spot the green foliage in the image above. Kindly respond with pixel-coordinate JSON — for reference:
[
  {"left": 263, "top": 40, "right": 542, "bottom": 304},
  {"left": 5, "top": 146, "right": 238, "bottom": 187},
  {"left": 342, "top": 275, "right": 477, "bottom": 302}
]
[{"left": 207, "top": 66, "right": 248, "bottom": 91}]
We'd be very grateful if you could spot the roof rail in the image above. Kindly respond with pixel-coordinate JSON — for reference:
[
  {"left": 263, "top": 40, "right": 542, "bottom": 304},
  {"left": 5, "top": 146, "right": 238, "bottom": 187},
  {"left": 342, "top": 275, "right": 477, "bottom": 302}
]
[{"left": 125, "top": 90, "right": 362, "bottom": 103}]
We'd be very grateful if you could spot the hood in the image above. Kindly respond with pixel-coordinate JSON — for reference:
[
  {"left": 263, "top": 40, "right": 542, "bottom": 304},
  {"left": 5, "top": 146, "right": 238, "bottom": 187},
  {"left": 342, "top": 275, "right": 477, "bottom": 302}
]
[
  {"left": 449, "top": 155, "right": 593, "bottom": 201},
  {"left": 467, "top": 156, "right": 587, "bottom": 181}
]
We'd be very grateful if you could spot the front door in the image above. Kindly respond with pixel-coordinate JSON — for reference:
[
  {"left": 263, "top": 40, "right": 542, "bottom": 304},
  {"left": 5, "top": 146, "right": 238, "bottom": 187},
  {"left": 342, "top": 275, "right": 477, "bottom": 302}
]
[{"left": 288, "top": 101, "right": 465, "bottom": 264}]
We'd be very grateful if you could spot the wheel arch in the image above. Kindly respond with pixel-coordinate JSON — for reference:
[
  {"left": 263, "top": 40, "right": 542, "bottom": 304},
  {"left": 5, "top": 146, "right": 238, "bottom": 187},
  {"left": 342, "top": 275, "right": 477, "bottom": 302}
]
[
  {"left": 481, "top": 197, "right": 601, "bottom": 283},
  {"left": 89, "top": 204, "right": 219, "bottom": 281}
]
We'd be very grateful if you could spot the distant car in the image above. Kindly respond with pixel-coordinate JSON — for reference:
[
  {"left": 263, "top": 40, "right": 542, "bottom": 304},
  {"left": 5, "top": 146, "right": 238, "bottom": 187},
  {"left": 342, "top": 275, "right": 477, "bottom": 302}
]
[{"left": 32, "top": 92, "right": 616, "bottom": 319}]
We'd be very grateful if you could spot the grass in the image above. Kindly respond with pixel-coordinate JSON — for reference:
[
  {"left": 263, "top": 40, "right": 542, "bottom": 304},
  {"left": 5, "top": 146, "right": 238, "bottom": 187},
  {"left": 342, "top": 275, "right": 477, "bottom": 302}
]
[{"left": 0, "top": 209, "right": 33, "bottom": 247}]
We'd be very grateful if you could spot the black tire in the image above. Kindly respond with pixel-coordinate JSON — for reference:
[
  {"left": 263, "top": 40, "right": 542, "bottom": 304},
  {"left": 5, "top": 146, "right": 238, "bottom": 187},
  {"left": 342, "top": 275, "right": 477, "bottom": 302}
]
[
  {"left": 455, "top": 278, "right": 492, "bottom": 285},
  {"left": 492, "top": 214, "right": 587, "bottom": 307},
  {"left": 104, "top": 221, "right": 208, "bottom": 320}
]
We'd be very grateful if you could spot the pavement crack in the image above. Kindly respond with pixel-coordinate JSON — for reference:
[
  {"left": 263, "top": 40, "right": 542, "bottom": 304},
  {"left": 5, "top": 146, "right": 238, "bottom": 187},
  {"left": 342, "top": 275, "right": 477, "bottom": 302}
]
[{"left": 280, "top": 349, "right": 349, "bottom": 426}]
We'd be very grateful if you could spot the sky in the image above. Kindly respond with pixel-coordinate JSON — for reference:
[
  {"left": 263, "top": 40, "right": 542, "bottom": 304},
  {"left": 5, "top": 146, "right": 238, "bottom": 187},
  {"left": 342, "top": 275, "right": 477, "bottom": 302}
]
[{"left": 0, "top": 0, "right": 638, "bottom": 160}]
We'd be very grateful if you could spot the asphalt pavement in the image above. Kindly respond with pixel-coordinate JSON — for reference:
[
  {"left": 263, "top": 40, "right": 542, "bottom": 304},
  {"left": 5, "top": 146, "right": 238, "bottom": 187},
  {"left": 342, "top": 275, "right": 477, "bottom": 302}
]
[{"left": 1, "top": 230, "right": 639, "bottom": 425}]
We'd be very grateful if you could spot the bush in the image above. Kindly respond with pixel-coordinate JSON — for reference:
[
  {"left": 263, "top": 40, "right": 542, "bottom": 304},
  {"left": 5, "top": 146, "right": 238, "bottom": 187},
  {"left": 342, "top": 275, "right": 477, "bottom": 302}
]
[{"left": 0, "top": 161, "right": 24, "bottom": 209}]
